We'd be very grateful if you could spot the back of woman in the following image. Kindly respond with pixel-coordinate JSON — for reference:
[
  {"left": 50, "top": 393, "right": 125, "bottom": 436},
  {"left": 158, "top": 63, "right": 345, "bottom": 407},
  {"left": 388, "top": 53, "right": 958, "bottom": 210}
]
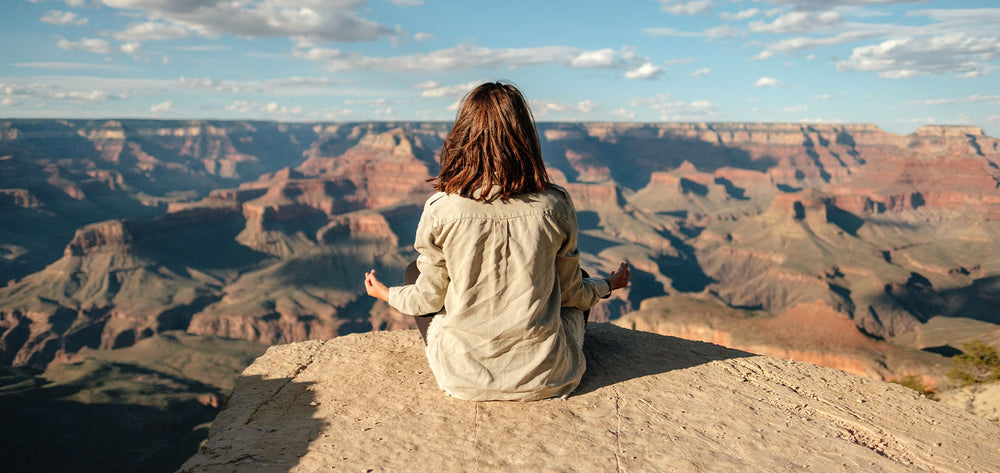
[{"left": 364, "top": 81, "right": 630, "bottom": 401}]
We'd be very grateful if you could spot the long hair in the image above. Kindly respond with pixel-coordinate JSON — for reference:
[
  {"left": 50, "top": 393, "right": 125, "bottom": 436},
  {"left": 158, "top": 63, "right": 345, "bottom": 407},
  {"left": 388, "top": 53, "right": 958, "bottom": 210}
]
[{"left": 433, "top": 81, "right": 551, "bottom": 201}]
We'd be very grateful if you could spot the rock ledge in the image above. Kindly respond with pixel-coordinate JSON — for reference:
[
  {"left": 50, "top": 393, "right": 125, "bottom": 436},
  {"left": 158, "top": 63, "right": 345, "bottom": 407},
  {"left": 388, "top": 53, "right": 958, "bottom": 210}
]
[{"left": 181, "top": 324, "right": 1000, "bottom": 472}]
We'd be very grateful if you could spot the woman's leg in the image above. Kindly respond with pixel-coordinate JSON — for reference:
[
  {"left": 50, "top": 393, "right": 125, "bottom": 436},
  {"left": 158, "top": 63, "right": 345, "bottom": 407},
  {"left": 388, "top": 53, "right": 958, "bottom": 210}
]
[{"left": 404, "top": 261, "right": 434, "bottom": 344}]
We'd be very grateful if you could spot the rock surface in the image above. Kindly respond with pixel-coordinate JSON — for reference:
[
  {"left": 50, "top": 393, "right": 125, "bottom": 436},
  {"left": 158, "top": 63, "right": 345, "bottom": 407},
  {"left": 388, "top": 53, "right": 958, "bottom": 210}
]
[{"left": 181, "top": 324, "right": 1000, "bottom": 472}]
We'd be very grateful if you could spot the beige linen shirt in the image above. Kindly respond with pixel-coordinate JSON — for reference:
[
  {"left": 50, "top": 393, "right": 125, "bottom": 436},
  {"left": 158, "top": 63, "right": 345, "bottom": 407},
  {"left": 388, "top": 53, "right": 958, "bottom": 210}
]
[{"left": 388, "top": 185, "right": 610, "bottom": 401}]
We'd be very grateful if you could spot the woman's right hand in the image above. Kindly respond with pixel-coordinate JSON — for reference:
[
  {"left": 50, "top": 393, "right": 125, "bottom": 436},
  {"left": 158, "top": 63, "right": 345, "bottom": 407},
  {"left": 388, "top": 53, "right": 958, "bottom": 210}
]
[
  {"left": 365, "top": 269, "right": 390, "bottom": 302},
  {"left": 607, "top": 261, "right": 631, "bottom": 291}
]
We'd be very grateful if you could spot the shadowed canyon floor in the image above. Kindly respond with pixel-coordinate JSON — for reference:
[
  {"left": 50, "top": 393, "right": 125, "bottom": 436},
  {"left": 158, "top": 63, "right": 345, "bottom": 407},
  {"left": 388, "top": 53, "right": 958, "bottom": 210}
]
[
  {"left": 3, "top": 120, "right": 1000, "bottom": 471},
  {"left": 3, "top": 120, "right": 999, "bottom": 386},
  {"left": 181, "top": 324, "right": 1000, "bottom": 473}
]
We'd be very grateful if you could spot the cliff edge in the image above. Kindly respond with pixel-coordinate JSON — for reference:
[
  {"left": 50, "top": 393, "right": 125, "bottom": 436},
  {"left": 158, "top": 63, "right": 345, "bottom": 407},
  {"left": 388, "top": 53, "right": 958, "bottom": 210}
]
[{"left": 180, "top": 323, "right": 1000, "bottom": 472}]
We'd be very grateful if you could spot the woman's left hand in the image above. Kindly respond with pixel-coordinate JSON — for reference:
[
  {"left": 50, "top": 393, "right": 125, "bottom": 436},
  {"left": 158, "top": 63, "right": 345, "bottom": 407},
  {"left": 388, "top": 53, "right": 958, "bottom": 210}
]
[
  {"left": 365, "top": 269, "right": 389, "bottom": 302},
  {"left": 607, "top": 261, "right": 631, "bottom": 291}
]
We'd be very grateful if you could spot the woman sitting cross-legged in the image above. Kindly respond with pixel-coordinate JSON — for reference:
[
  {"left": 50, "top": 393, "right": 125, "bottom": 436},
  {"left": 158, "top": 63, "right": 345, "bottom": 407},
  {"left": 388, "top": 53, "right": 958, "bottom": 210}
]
[{"left": 364, "top": 81, "right": 630, "bottom": 401}]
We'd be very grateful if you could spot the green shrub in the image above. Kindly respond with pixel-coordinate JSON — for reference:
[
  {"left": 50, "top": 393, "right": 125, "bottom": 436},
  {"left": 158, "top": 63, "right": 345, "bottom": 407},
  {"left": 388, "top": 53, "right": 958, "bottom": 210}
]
[
  {"left": 892, "top": 374, "right": 936, "bottom": 398},
  {"left": 947, "top": 340, "right": 1000, "bottom": 387}
]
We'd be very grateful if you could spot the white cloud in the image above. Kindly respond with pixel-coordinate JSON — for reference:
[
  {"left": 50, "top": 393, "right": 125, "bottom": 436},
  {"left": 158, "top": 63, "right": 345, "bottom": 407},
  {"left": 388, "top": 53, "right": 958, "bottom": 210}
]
[
  {"left": 642, "top": 27, "right": 702, "bottom": 38},
  {"left": 388, "top": 0, "right": 423, "bottom": 5},
  {"left": 643, "top": 24, "right": 743, "bottom": 39},
  {"left": 226, "top": 99, "right": 302, "bottom": 116},
  {"left": 750, "top": 11, "right": 843, "bottom": 34},
  {"left": 529, "top": 99, "right": 595, "bottom": 117},
  {"left": 51, "top": 90, "right": 113, "bottom": 102},
  {"left": 150, "top": 100, "right": 172, "bottom": 113},
  {"left": 813, "top": 94, "right": 832, "bottom": 100},
  {"left": 751, "top": 50, "right": 774, "bottom": 60},
  {"left": 293, "top": 43, "right": 649, "bottom": 73},
  {"left": 175, "top": 76, "right": 351, "bottom": 95},
  {"left": 0, "top": 76, "right": 171, "bottom": 109},
  {"left": 314, "top": 107, "right": 354, "bottom": 119},
  {"left": 344, "top": 98, "right": 390, "bottom": 107},
  {"left": 657, "top": 0, "right": 712, "bottom": 15},
  {"left": 173, "top": 44, "right": 230, "bottom": 52},
  {"left": 611, "top": 108, "right": 636, "bottom": 120},
  {"left": 630, "top": 94, "right": 721, "bottom": 120},
  {"left": 720, "top": 8, "right": 759, "bottom": 21},
  {"left": 705, "top": 24, "right": 743, "bottom": 39},
  {"left": 664, "top": 57, "right": 698, "bottom": 65},
  {"left": 265, "top": 76, "right": 352, "bottom": 89},
  {"left": 56, "top": 37, "right": 114, "bottom": 55},
  {"left": 113, "top": 22, "right": 191, "bottom": 41},
  {"left": 896, "top": 116, "right": 937, "bottom": 125},
  {"left": 99, "top": 0, "right": 400, "bottom": 43},
  {"left": 754, "top": 76, "right": 785, "bottom": 87},
  {"left": 571, "top": 48, "right": 630, "bottom": 68},
  {"left": 11, "top": 62, "right": 124, "bottom": 70},
  {"left": 690, "top": 67, "right": 711, "bottom": 77},
  {"left": 624, "top": 62, "right": 665, "bottom": 80},
  {"left": 414, "top": 80, "right": 482, "bottom": 98},
  {"left": 226, "top": 100, "right": 253, "bottom": 114},
  {"left": 906, "top": 94, "right": 1000, "bottom": 105},
  {"left": 41, "top": 10, "right": 88, "bottom": 26},
  {"left": 767, "top": 30, "right": 879, "bottom": 54},
  {"left": 770, "top": 0, "right": 924, "bottom": 10},
  {"left": 908, "top": 8, "right": 1000, "bottom": 25},
  {"left": 413, "top": 32, "right": 434, "bottom": 41},
  {"left": 836, "top": 33, "right": 1000, "bottom": 78},
  {"left": 120, "top": 42, "right": 143, "bottom": 59}
]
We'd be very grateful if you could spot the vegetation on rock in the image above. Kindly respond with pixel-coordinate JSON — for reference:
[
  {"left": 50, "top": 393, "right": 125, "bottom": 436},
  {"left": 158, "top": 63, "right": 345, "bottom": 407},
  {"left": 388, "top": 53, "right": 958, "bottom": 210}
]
[{"left": 948, "top": 340, "right": 1000, "bottom": 387}]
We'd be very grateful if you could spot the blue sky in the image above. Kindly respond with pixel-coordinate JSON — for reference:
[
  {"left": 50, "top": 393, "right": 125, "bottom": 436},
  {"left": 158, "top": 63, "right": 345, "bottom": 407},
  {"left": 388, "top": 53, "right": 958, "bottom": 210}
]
[{"left": 1, "top": 0, "right": 998, "bottom": 136}]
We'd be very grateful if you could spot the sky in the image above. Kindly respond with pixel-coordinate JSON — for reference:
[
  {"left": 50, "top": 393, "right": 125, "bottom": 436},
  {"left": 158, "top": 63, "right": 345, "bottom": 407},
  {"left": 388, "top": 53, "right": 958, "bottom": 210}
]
[{"left": 1, "top": 0, "right": 998, "bottom": 136}]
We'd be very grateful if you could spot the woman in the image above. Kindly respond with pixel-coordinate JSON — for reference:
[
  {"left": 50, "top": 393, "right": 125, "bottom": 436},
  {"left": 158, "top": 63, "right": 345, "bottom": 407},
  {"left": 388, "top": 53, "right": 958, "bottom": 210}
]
[{"left": 364, "top": 81, "right": 630, "bottom": 401}]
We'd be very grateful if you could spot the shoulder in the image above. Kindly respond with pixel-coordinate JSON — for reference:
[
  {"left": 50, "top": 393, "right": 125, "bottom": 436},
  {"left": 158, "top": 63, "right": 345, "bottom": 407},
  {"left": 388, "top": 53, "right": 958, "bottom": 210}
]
[
  {"left": 424, "top": 191, "right": 448, "bottom": 208},
  {"left": 543, "top": 184, "right": 575, "bottom": 212},
  {"left": 547, "top": 183, "right": 571, "bottom": 199}
]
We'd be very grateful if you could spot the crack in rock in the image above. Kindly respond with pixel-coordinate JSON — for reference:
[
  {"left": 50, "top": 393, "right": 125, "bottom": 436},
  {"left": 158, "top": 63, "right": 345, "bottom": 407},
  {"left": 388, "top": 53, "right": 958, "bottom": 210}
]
[{"left": 244, "top": 353, "right": 317, "bottom": 426}]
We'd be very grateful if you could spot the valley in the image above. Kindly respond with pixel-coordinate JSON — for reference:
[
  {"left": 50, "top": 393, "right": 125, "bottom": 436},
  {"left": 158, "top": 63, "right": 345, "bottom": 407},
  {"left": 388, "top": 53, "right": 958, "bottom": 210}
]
[{"left": 1, "top": 118, "right": 999, "bottom": 469}]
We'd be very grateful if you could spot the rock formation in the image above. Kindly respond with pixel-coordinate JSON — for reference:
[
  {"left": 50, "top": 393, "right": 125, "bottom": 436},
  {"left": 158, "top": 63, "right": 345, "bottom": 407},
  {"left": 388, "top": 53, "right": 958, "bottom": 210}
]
[
  {"left": 2, "top": 119, "right": 1000, "bottom": 394},
  {"left": 180, "top": 324, "right": 1000, "bottom": 472},
  {"left": 0, "top": 219, "right": 217, "bottom": 368}
]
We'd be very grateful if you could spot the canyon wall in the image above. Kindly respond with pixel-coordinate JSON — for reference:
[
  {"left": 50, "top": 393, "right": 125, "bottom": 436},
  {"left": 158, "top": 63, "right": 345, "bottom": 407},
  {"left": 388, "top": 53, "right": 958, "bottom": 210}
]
[{"left": 1, "top": 119, "right": 999, "bottom": 385}]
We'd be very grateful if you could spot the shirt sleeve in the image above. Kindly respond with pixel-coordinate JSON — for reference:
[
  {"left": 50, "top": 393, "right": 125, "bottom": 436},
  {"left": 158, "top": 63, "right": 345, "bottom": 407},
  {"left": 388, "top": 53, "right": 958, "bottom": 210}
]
[
  {"left": 555, "top": 191, "right": 610, "bottom": 310},
  {"left": 387, "top": 202, "right": 449, "bottom": 316}
]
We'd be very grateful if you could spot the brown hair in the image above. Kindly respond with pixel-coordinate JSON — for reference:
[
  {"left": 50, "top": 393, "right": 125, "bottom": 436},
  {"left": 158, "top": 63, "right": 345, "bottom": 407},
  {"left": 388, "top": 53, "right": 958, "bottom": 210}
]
[{"left": 433, "top": 81, "right": 551, "bottom": 201}]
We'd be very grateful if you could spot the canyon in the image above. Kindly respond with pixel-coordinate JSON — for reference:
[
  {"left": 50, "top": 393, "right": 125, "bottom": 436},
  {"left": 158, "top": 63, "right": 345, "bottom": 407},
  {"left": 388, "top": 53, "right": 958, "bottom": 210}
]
[
  {"left": 4, "top": 119, "right": 998, "bottom": 376},
  {"left": 1, "top": 118, "right": 999, "bottom": 470}
]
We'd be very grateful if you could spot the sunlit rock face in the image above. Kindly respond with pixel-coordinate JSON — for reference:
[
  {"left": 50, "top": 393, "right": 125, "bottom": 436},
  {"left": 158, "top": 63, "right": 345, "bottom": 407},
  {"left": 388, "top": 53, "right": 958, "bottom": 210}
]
[
  {"left": 179, "top": 325, "right": 1000, "bottom": 473},
  {"left": 2, "top": 119, "right": 999, "bottom": 389}
]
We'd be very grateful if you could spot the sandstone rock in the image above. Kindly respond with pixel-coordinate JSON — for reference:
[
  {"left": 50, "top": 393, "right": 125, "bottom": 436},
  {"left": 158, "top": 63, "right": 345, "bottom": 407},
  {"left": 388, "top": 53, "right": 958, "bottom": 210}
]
[
  {"left": 0, "top": 188, "right": 40, "bottom": 209},
  {"left": 181, "top": 324, "right": 1000, "bottom": 473},
  {"left": 64, "top": 219, "right": 133, "bottom": 256},
  {"left": 3, "top": 118, "right": 1000, "bottom": 393},
  {"left": 938, "top": 381, "right": 1000, "bottom": 422}
]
